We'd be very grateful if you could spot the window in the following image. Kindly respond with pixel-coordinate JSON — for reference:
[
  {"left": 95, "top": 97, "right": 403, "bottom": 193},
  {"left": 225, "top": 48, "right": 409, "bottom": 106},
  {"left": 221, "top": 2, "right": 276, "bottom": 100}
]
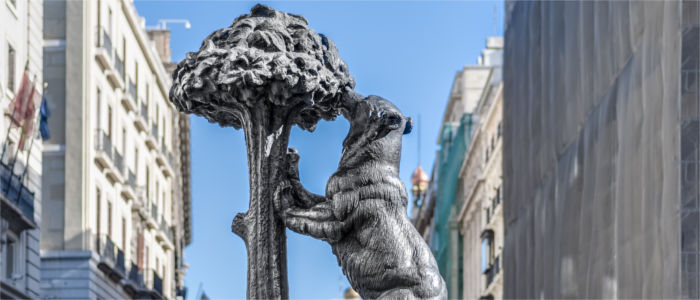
[
  {"left": 134, "top": 147, "right": 139, "bottom": 173},
  {"left": 146, "top": 166, "right": 150, "bottom": 199},
  {"left": 162, "top": 191, "right": 165, "bottom": 219},
  {"left": 2, "top": 225, "right": 22, "bottom": 283},
  {"left": 497, "top": 121, "right": 502, "bottom": 138},
  {"left": 122, "top": 127, "right": 127, "bottom": 154},
  {"left": 107, "top": 8, "right": 113, "bottom": 35},
  {"left": 155, "top": 105, "right": 160, "bottom": 136},
  {"left": 485, "top": 207, "right": 490, "bottom": 225},
  {"left": 96, "top": 88, "right": 102, "bottom": 129},
  {"left": 162, "top": 117, "right": 166, "bottom": 146},
  {"left": 7, "top": 43, "right": 15, "bottom": 92},
  {"left": 137, "top": 233, "right": 144, "bottom": 269},
  {"left": 481, "top": 230, "right": 494, "bottom": 274},
  {"left": 122, "top": 217, "right": 127, "bottom": 251},
  {"left": 122, "top": 38, "right": 127, "bottom": 81},
  {"left": 96, "top": 188, "right": 102, "bottom": 235},
  {"left": 97, "top": 0, "right": 101, "bottom": 31},
  {"left": 495, "top": 185, "right": 501, "bottom": 205},
  {"left": 107, "top": 105, "right": 113, "bottom": 139},
  {"left": 135, "top": 61, "right": 139, "bottom": 96},
  {"left": 107, "top": 201, "right": 113, "bottom": 239},
  {"left": 4, "top": 232, "right": 17, "bottom": 279}
]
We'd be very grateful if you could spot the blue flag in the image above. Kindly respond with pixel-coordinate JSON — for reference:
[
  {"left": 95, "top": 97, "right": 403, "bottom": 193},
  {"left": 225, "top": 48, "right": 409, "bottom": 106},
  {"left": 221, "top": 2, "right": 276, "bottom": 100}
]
[{"left": 39, "top": 97, "right": 50, "bottom": 140}]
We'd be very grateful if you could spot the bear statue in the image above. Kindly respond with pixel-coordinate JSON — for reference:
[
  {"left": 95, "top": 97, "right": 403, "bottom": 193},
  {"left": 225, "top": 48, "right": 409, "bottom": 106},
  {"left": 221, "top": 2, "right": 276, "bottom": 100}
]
[{"left": 280, "top": 91, "right": 447, "bottom": 300}]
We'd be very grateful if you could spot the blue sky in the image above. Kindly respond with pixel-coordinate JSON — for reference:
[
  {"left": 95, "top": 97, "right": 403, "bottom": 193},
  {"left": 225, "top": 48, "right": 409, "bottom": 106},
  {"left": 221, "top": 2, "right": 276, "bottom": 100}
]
[{"left": 134, "top": 1, "right": 504, "bottom": 299}]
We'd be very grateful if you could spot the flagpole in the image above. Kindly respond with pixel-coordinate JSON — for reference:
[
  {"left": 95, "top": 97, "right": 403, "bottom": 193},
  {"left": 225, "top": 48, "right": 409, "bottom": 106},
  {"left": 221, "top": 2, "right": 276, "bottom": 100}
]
[
  {"left": 0, "top": 63, "right": 30, "bottom": 165},
  {"left": 17, "top": 103, "right": 41, "bottom": 200},
  {"left": 18, "top": 82, "right": 44, "bottom": 188}
]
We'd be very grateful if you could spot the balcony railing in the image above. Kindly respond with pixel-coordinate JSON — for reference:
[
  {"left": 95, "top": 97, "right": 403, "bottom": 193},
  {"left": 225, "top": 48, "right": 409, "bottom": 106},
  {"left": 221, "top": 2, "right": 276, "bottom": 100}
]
[
  {"left": 95, "top": 28, "right": 114, "bottom": 69},
  {"left": 151, "top": 203, "right": 158, "bottom": 221},
  {"left": 140, "top": 103, "right": 148, "bottom": 121},
  {"left": 161, "top": 142, "right": 168, "bottom": 157},
  {"left": 151, "top": 124, "right": 158, "bottom": 140},
  {"left": 100, "top": 29, "right": 113, "bottom": 55},
  {"left": 96, "top": 234, "right": 126, "bottom": 282},
  {"left": 128, "top": 80, "right": 137, "bottom": 101},
  {"left": 116, "top": 247, "right": 126, "bottom": 275},
  {"left": 153, "top": 270, "right": 163, "bottom": 296},
  {"left": 167, "top": 152, "right": 175, "bottom": 168},
  {"left": 159, "top": 218, "right": 174, "bottom": 242},
  {"left": 160, "top": 218, "right": 168, "bottom": 233},
  {"left": 95, "top": 130, "right": 113, "bottom": 158},
  {"left": 127, "top": 262, "right": 145, "bottom": 289},
  {"left": 113, "top": 149, "right": 125, "bottom": 176},
  {"left": 0, "top": 162, "right": 35, "bottom": 223},
  {"left": 115, "top": 53, "right": 125, "bottom": 81},
  {"left": 96, "top": 234, "right": 115, "bottom": 262},
  {"left": 485, "top": 255, "right": 500, "bottom": 288},
  {"left": 124, "top": 262, "right": 146, "bottom": 299},
  {"left": 127, "top": 170, "right": 137, "bottom": 190}
]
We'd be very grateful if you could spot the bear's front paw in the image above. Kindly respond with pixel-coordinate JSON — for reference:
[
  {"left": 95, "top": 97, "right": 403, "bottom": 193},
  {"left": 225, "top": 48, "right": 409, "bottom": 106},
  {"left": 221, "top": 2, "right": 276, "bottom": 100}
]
[{"left": 285, "top": 148, "right": 301, "bottom": 180}]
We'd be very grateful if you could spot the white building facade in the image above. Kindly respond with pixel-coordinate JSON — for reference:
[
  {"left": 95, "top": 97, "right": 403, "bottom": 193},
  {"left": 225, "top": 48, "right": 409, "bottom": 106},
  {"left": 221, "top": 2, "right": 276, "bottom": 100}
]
[
  {"left": 0, "top": 0, "right": 44, "bottom": 298},
  {"left": 41, "top": 0, "right": 191, "bottom": 299}
]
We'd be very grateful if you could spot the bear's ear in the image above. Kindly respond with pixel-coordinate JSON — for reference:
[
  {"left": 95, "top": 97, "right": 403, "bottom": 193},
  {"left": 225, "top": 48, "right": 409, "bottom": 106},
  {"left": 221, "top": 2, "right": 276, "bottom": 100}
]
[{"left": 403, "top": 117, "right": 413, "bottom": 135}]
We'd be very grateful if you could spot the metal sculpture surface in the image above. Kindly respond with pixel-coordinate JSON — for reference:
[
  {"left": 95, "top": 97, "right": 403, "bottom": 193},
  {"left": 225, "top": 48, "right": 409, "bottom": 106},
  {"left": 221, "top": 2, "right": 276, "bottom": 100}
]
[
  {"left": 282, "top": 91, "right": 446, "bottom": 299},
  {"left": 170, "top": 4, "right": 445, "bottom": 299}
]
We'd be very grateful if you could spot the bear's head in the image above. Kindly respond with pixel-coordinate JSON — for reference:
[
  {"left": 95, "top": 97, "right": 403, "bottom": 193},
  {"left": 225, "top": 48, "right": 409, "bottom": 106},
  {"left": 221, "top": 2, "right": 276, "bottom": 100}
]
[{"left": 339, "top": 92, "right": 412, "bottom": 168}]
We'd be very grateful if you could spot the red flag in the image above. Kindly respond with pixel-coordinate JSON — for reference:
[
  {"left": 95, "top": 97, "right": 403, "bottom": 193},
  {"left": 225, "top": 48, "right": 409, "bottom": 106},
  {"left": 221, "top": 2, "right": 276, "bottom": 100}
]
[
  {"left": 18, "top": 86, "right": 39, "bottom": 150},
  {"left": 7, "top": 69, "right": 33, "bottom": 126}
]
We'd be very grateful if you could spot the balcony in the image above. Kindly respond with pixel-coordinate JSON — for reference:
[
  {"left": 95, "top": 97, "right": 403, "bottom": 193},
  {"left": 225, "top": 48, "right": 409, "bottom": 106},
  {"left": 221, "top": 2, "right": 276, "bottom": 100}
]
[
  {"left": 485, "top": 255, "right": 501, "bottom": 289},
  {"left": 146, "top": 203, "right": 158, "bottom": 229},
  {"left": 139, "top": 268, "right": 165, "bottom": 300},
  {"left": 95, "top": 234, "right": 126, "bottom": 282},
  {"left": 130, "top": 190, "right": 149, "bottom": 219},
  {"left": 152, "top": 270, "right": 163, "bottom": 298},
  {"left": 94, "top": 130, "right": 113, "bottom": 167},
  {"left": 145, "top": 123, "right": 158, "bottom": 150},
  {"left": 121, "top": 169, "right": 136, "bottom": 201},
  {"left": 156, "top": 218, "right": 174, "bottom": 250},
  {"left": 134, "top": 102, "right": 148, "bottom": 133},
  {"left": 123, "top": 262, "right": 146, "bottom": 296},
  {"left": 95, "top": 28, "right": 113, "bottom": 70},
  {"left": 107, "top": 53, "right": 125, "bottom": 89},
  {"left": 94, "top": 130, "right": 123, "bottom": 183},
  {"left": 121, "top": 80, "right": 137, "bottom": 113},
  {"left": 155, "top": 142, "right": 173, "bottom": 177},
  {"left": 113, "top": 149, "right": 125, "bottom": 177},
  {"left": 0, "top": 162, "right": 35, "bottom": 231}
]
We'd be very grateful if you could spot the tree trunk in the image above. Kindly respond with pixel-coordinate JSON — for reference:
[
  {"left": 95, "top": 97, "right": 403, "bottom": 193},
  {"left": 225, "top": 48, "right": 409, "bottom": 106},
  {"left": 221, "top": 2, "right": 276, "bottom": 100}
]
[{"left": 231, "top": 108, "right": 290, "bottom": 299}]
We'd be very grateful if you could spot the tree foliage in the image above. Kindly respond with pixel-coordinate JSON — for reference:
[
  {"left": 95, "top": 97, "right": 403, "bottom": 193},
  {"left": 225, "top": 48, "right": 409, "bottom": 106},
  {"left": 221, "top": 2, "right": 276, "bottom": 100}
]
[{"left": 170, "top": 4, "right": 355, "bottom": 131}]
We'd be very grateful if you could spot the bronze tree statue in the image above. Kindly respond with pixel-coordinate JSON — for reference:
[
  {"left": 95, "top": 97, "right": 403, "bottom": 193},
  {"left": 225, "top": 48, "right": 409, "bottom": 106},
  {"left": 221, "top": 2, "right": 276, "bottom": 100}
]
[{"left": 170, "top": 4, "right": 445, "bottom": 299}]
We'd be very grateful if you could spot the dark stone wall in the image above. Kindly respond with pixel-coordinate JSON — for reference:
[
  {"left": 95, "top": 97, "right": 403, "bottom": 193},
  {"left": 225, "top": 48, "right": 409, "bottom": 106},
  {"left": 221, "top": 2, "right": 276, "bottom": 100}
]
[{"left": 503, "top": 1, "right": 681, "bottom": 298}]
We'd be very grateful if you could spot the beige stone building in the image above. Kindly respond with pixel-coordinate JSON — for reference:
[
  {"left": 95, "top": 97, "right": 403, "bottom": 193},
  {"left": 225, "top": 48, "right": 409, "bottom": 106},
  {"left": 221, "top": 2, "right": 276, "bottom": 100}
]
[
  {"left": 0, "top": 0, "right": 44, "bottom": 298},
  {"left": 40, "top": 0, "right": 191, "bottom": 299},
  {"left": 456, "top": 37, "right": 503, "bottom": 300},
  {"left": 411, "top": 37, "right": 503, "bottom": 299}
]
